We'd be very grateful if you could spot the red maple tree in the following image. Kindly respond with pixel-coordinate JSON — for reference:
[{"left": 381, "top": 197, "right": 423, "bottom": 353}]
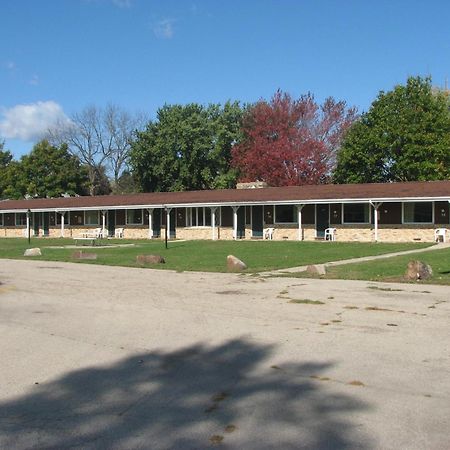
[{"left": 231, "top": 90, "right": 358, "bottom": 186}]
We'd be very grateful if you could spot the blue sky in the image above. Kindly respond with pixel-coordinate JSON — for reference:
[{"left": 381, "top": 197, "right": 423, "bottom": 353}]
[{"left": 1, "top": 0, "right": 449, "bottom": 158}]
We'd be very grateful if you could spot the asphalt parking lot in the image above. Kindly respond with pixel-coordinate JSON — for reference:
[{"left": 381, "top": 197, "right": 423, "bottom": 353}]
[{"left": 1, "top": 259, "right": 449, "bottom": 449}]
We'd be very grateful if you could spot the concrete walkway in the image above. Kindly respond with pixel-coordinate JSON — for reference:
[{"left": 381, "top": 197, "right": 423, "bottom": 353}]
[{"left": 264, "top": 242, "right": 450, "bottom": 275}]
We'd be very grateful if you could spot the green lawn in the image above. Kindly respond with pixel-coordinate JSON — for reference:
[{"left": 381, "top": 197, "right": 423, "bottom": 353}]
[
  {"left": 324, "top": 247, "right": 450, "bottom": 285},
  {"left": 0, "top": 238, "right": 432, "bottom": 273}
]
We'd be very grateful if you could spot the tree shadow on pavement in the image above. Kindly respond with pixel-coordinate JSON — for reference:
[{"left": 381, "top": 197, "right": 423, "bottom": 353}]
[{"left": 0, "top": 339, "right": 372, "bottom": 449}]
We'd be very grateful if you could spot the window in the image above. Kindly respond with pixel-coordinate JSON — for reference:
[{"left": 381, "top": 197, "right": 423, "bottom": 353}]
[
  {"left": 275, "top": 205, "right": 296, "bottom": 223},
  {"left": 126, "top": 209, "right": 143, "bottom": 225},
  {"left": 343, "top": 203, "right": 370, "bottom": 223},
  {"left": 0, "top": 214, "right": 3, "bottom": 226},
  {"left": 403, "top": 202, "right": 433, "bottom": 223},
  {"left": 187, "top": 207, "right": 212, "bottom": 227},
  {"left": 84, "top": 210, "right": 99, "bottom": 225},
  {"left": 15, "top": 213, "right": 27, "bottom": 226}
]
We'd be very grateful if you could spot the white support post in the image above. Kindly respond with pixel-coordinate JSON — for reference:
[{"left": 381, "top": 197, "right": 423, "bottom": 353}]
[
  {"left": 211, "top": 207, "right": 218, "bottom": 240},
  {"left": 370, "top": 202, "right": 382, "bottom": 242},
  {"left": 59, "top": 212, "right": 66, "bottom": 237},
  {"left": 147, "top": 208, "right": 153, "bottom": 239},
  {"left": 26, "top": 210, "right": 30, "bottom": 238},
  {"left": 297, "top": 204, "right": 305, "bottom": 241},
  {"left": 232, "top": 206, "right": 239, "bottom": 240},
  {"left": 101, "top": 210, "right": 107, "bottom": 238},
  {"left": 166, "top": 208, "right": 172, "bottom": 240}
]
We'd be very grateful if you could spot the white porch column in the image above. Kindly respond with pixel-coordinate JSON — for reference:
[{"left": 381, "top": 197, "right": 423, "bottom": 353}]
[
  {"left": 211, "top": 207, "right": 218, "bottom": 240},
  {"left": 26, "top": 210, "right": 30, "bottom": 238},
  {"left": 58, "top": 212, "right": 66, "bottom": 237},
  {"left": 232, "top": 206, "right": 239, "bottom": 240},
  {"left": 371, "top": 202, "right": 382, "bottom": 242},
  {"left": 297, "top": 204, "right": 305, "bottom": 241},
  {"left": 147, "top": 208, "right": 154, "bottom": 239},
  {"left": 101, "top": 210, "right": 107, "bottom": 238},
  {"left": 166, "top": 208, "right": 172, "bottom": 240}
]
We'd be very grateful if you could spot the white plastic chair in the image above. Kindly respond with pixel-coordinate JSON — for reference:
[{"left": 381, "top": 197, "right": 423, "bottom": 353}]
[
  {"left": 264, "top": 227, "right": 274, "bottom": 240},
  {"left": 434, "top": 228, "right": 447, "bottom": 243},
  {"left": 324, "top": 228, "right": 336, "bottom": 241},
  {"left": 115, "top": 227, "right": 124, "bottom": 239}
]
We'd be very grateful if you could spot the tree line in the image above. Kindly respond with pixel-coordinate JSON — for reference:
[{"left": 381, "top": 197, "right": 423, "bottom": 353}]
[{"left": 0, "top": 76, "right": 448, "bottom": 200}]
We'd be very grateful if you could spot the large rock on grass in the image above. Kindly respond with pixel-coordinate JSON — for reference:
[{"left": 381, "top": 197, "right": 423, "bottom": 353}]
[
  {"left": 227, "top": 255, "right": 247, "bottom": 272},
  {"left": 136, "top": 254, "right": 165, "bottom": 265},
  {"left": 306, "top": 264, "right": 326, "bottom": 276},
  {"left": 72, "top": 251, "right": 98, "bottom": 260},
  {"left": 405, "top": 260, "right": 432, "bottom": 281},
  {"left": 24, "top": 248, "right": 41, "bottom": 257}
]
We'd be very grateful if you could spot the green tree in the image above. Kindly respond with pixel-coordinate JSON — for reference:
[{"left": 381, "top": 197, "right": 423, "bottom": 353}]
[
  {"left": 4, "top": 140, "right": 89, "bottom": 199},
  {"left": 334, "top": 76, "right": 450, "bottom": 183},
  {"left": 0, "top": 141, "right": 16, "bottom": 199},
  {"left": 130, "top": 102, "right": 243, "bottom": 192}
]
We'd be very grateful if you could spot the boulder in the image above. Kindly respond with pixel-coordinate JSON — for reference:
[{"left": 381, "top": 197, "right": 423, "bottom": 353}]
[
  {"left": 306, "top": 264, "right": 326, "bottom": 276},
  {"left": 24, "top": 248, "right": 41, "bottom": 257},
  {"left": 72, "top": 251, "right": 97, "bottom": 260},
  {"left": 405, "top": 260, "right": 433, "bottom": 281},
  {"left": 136, "top": 254, "right": 165, "bottom": 264},
  {"left": 227, "top": 255, "right": 247, "bottom": 272}
]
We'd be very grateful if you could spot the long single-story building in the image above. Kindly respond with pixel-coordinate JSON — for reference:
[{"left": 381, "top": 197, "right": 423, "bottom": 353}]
[{"left": 0, "top": 180, "right": 449, "bottom": 242}]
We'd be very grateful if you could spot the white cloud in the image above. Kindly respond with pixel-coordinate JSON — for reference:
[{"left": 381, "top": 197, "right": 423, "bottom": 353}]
[
  {"left": 0, "top": 101, "right": 70, "bottom": 142},
  {"left": 153, "top": 19, "right": 175, "bottom": 39}
]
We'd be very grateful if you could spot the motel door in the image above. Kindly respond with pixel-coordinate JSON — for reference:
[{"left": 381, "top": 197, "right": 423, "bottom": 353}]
[
  {"left": 33, "top": 212, "right": 40, "bottom": 236},
  {"left": 42, "top": 212, "right": 50, "bottom": 236},
  {"left": 108, "top": 211, "right": 116, "bottom": 237},
  {"left": 153, "top": 209, "right": 161, "bottom": 238},
  {"left": 316, "top": 204, "right": 330, "bottom": 239},
  {"left": 236, "top": 207, "right": 245, "bottom": 239},
  {"left": 251, "top": 206, "right": 263, "bottom": 238}
]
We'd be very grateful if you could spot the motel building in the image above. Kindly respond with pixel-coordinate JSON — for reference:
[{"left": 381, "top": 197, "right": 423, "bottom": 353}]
[{"left": 0, "top": 180, "right": 449, "bottom": 243}]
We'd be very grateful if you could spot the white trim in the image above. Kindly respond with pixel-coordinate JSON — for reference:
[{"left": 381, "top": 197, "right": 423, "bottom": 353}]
[{"left": 2, "top": 195, "right": 450, "bottom": 216}]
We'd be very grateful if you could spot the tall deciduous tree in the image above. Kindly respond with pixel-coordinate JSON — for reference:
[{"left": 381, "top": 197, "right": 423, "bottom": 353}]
[
  {"left": 130, "top": 102, "right": 243, "bottom": 192},
  {"left": 0, "top": 141, "right": 15, "bottom": 199},
  {"left": 334, "top": 76, "right": 450, "bottom": 183},
  {"left": 3, "top": 140, "right": 89, "bottom": 199},
  {"left": 231, "top": 90, "right": 357, "bottom": 186},
  {"left": 48, "top": 104, "right": 144, "bottom": 195}
]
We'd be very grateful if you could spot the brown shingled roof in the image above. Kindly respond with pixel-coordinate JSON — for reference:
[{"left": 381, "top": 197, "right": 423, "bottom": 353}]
[{"left": 1, "top": 180, "right": 449, "bottom": 211}]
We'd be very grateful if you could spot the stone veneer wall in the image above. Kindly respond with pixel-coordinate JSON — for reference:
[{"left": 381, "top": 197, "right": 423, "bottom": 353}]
[
  {"left": 0, "top": 224, "right": 442, "bottom": 242},
  {"left": 377, "top": 226, "right": 437, "bottom": 242}
]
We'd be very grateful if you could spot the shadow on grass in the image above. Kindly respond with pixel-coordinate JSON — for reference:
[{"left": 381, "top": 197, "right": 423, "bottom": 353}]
[{"left": 0, "top": 339, "right": 371, "bottom": 449}]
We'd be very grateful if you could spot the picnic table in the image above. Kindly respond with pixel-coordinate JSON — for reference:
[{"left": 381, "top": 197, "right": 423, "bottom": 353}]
[{"left": 73, "top": 236, "right": 100, "bottom": 246}]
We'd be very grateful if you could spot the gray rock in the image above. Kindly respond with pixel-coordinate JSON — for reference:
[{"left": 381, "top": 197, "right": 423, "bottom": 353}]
[
  {"left": 72, "top": 251, "right": 98, "bottom": 260},
  {"left": 306, "top": 264, "right": 326, "bottom": 276},
  {"left": 227, "top": 255, "right": 247, "bottom": 272},
  {"left": 24, "top": 248, "right": 41, "bottom": 257},
  {"left": 136, "top": 254, "right": 165, "bottom": 264},
  {"left": 405, "top": 260, "right": 433, "bottom": 280}
]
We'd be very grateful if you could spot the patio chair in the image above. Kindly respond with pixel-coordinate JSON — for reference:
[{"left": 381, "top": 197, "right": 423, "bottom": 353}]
[
  {"left": 324, "top": 228, "right": 337, "bottom": 241},
  {"left": 434, "top": 228, "right": 447, "bottom": 243},
  {"left": 115, "top": 227, "right": 124, "bottom": 239},
  {"left": 264, "top": 227, "right": 274, "bottom": 240}
]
